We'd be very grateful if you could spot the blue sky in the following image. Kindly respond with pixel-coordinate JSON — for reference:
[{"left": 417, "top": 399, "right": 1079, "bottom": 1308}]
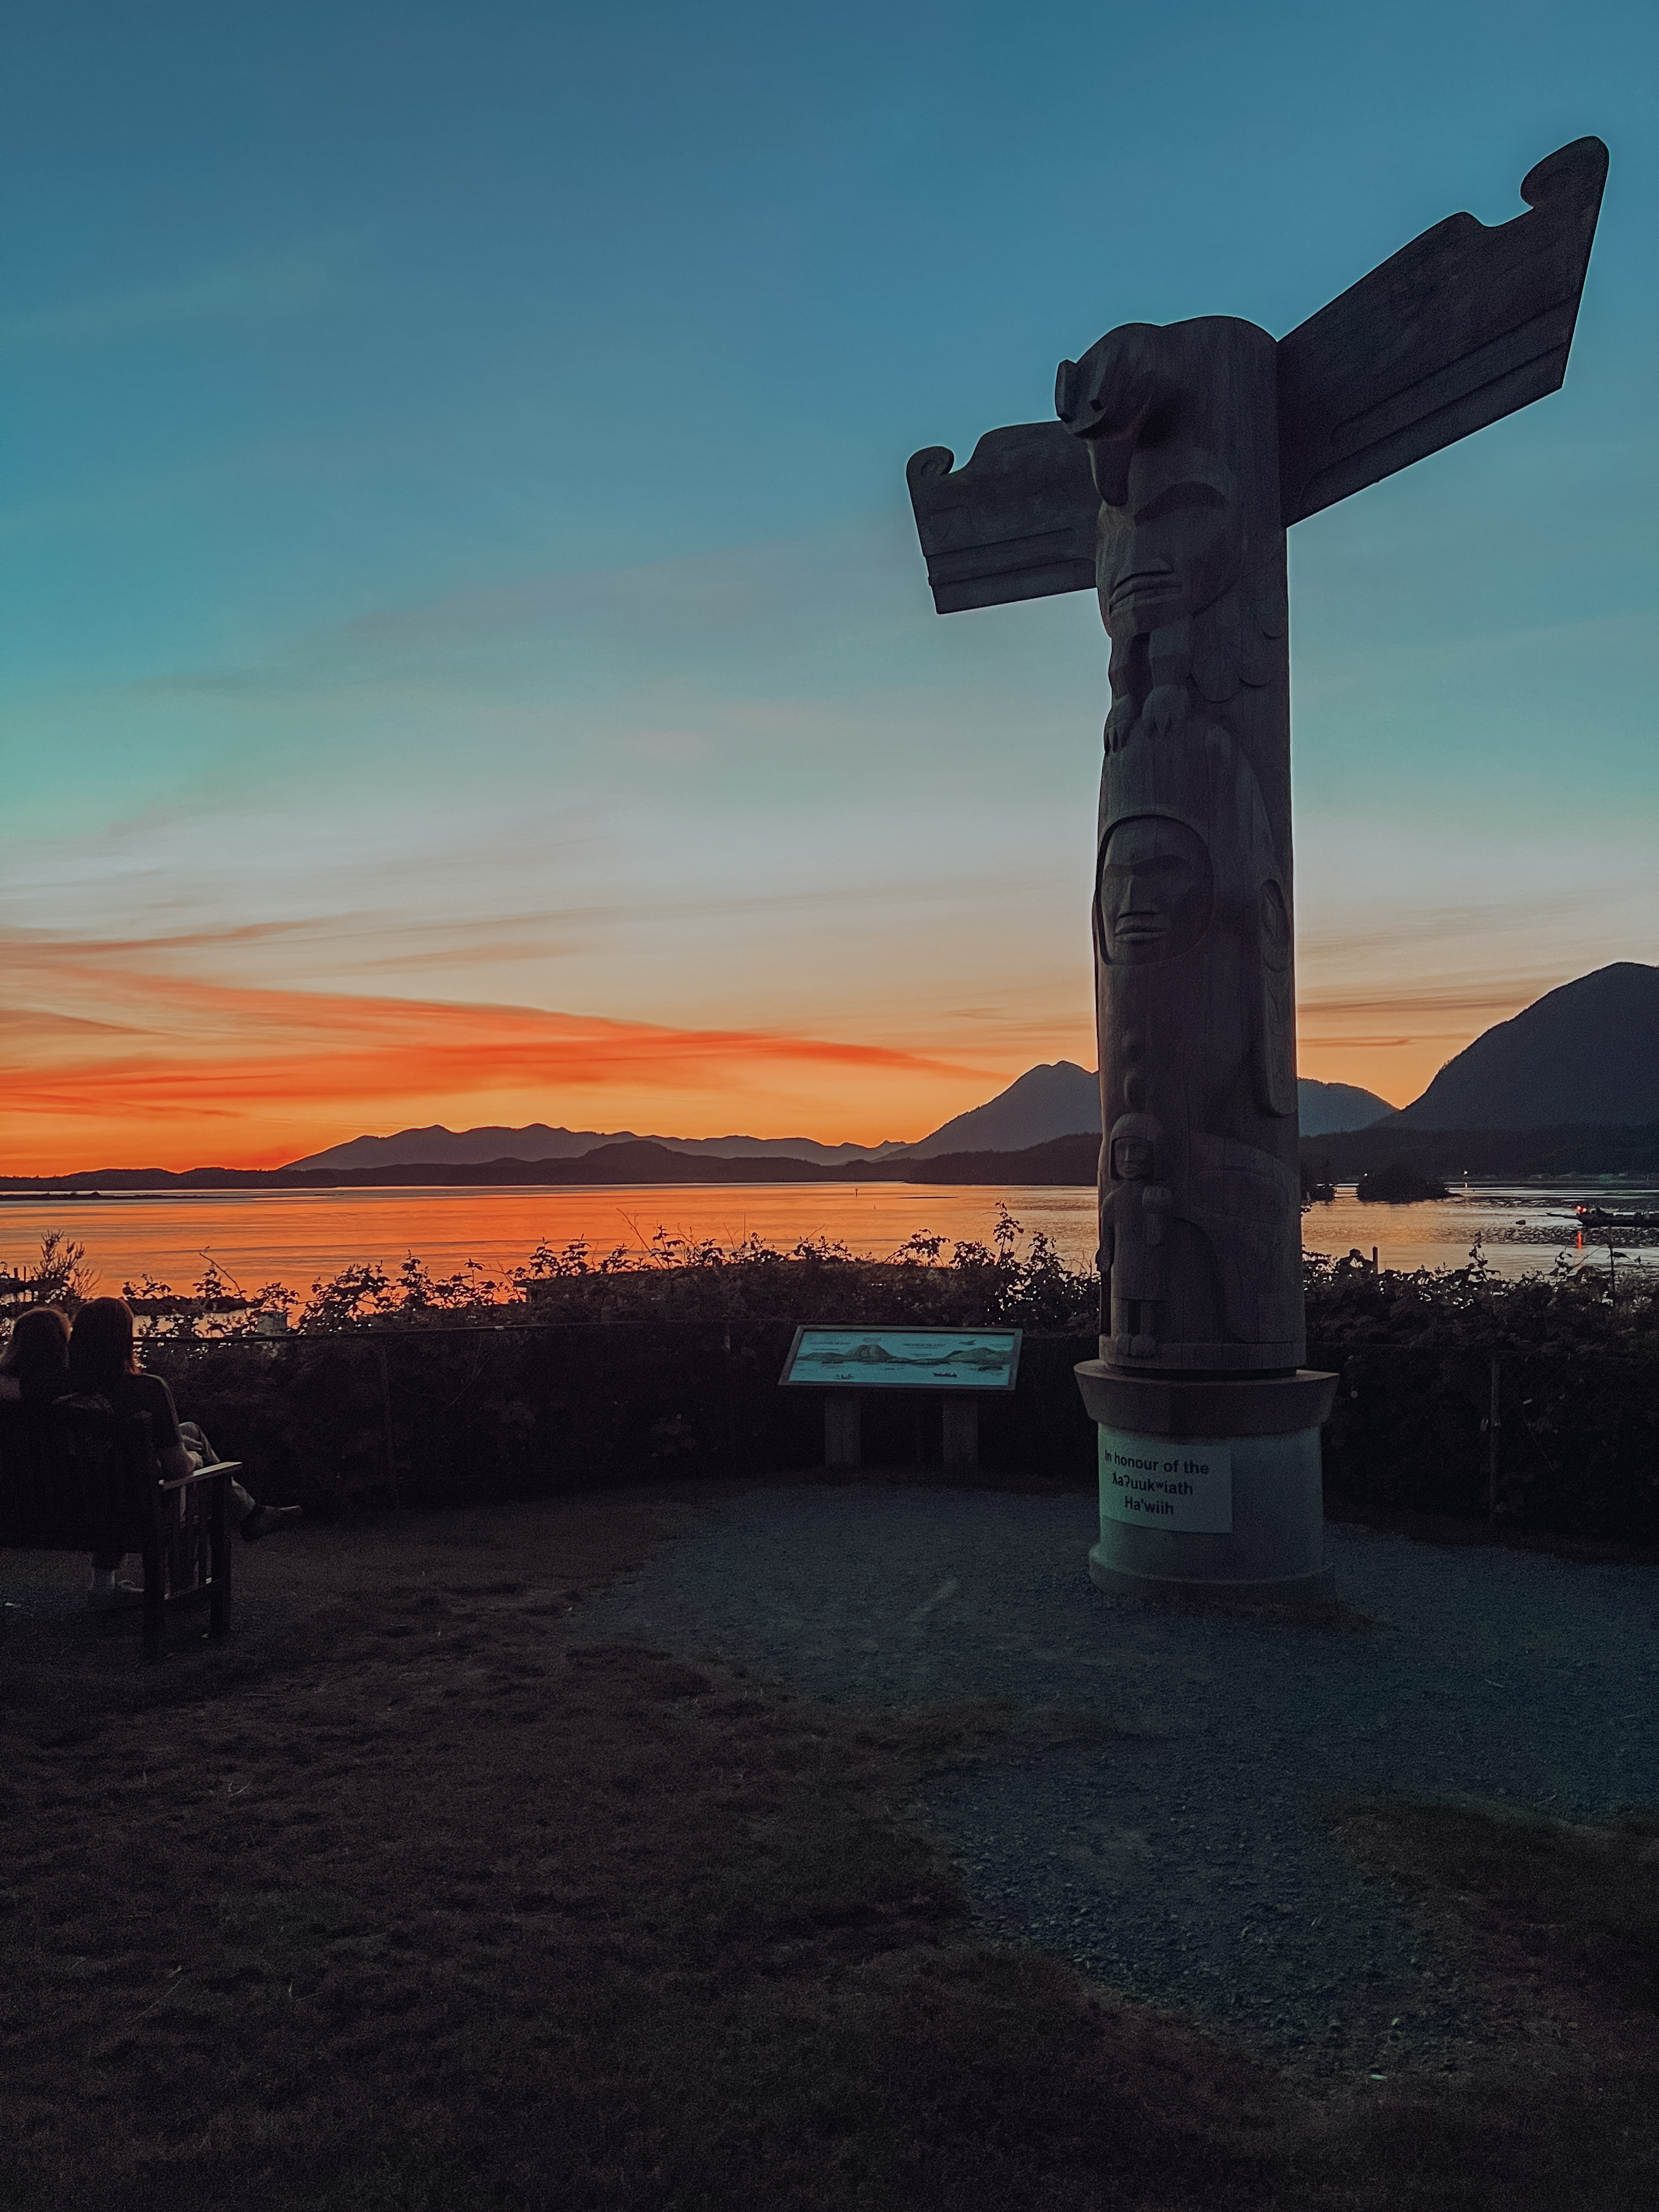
[{"left": 2, "top": 0, "right": 1655, "bottom": 1166}]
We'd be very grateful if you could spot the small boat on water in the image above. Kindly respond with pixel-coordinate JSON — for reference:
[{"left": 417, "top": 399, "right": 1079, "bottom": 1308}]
[{"left": 1575, "top": 1206, "right": 1659, "bottom": 1231}]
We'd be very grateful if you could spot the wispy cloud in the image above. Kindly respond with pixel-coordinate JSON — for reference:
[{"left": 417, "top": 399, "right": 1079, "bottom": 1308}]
[
  {"left": 1296, "top": 978, "right": 1565, "bottom": 1024},
  {"left": 57, "top": 506, "right": 1058, "bottom": 721},
  {"left": 0, "top": 798, "right": 1057, "bottom": 991},
  {"left": 0, "top": 240, "right": 354, "bottom": 350}
]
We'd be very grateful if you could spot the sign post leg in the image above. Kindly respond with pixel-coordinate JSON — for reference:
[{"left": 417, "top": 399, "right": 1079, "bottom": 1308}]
[
  {"left": 823, "top": 1392, "right": 861, "bottom": 1469},
  {"left": 941, "top": 1395, "right": 978, "bottom": 1472}
]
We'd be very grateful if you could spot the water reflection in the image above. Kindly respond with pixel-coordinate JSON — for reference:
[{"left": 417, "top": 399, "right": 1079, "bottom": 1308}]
[{"left": 0, "top": 1178, "right": 1653, "bottom": 1295}]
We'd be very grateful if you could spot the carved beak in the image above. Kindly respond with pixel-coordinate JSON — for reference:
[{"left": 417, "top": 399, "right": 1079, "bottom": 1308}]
[{"left": 1056, "top": 348, "right": 1155, "bottom": 505}]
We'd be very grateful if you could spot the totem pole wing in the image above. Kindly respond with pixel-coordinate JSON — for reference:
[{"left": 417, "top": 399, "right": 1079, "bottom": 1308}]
[
  {"left": 1277, "top": 137, "right": 1607, "bottom": 527},
  {"left": 907, "top": 422, "right": 1100, "bottom": 613}
]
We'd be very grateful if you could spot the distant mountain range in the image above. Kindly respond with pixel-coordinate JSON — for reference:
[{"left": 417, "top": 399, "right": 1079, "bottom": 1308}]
[
  {"left": 287, "top": 1064, "right": 1393, "bottom": 1173},
  {"left": 286, "top": 1122, "right": 909, "bottom": 1171},
  {"left": 10, "top": 964, "right": 1650, "bottom": 1191},
  {"left": 0, "top": 1132, "right": 1110, "bottom": 1197}
]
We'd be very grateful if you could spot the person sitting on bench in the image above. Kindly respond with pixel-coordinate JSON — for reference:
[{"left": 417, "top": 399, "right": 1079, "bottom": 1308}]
[
  {"left": 67, "top": 1297, "right": 301, "bottom": 1599},
  {"left": 0, "top": 1304, "right": 73, "bottom": 1403}
]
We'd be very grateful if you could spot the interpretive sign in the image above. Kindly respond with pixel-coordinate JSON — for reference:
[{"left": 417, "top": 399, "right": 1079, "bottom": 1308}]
[
  {"left": 780, "top": 1327, "right": 1022, "bottom": 1391},
  {"left": 1099, "top": 1429, "right": 1232, "bottom": 1533}
]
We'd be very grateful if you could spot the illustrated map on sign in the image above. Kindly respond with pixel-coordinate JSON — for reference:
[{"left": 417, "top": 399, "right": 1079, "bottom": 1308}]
[{"left": 781, "top": 1328, "right": 1022, "bottom": 1391}]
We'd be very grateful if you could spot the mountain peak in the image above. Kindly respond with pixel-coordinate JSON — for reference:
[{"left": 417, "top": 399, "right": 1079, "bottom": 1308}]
[
  {"left": 1395, "top": 963, "right": 1659, "bottom": 1129},
  {"left": 902, "top": 1062, "right": 1100, "bottom": 1159}
]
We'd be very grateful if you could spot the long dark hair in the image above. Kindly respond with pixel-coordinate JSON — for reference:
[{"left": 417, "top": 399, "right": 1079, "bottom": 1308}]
[
  {"left": 1, "top": 1306, "right": 71, "bottom": 1400},
  {"left": 69, "top": 1297, "right": 139, "bottom": 1396}
]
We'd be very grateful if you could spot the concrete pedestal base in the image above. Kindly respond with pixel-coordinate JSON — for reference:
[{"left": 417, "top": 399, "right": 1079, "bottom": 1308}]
[{"left": 1075, "top": 1363, "right": 1339, "bottom": 1607}]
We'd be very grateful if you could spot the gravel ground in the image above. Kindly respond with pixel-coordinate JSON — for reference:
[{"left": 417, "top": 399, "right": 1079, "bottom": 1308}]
[{"left": 571, "top": 1485, "right": 1659, "bottom": 2078}]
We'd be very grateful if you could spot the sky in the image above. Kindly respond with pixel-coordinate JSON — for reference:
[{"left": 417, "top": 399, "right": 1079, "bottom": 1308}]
[{"left": 3, "top": 0, "right": 1656, "bottom": 1171}]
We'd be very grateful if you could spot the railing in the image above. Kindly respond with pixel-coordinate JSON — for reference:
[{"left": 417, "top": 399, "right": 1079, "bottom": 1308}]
[
  {"left": 126, "top": 1317, "right": 1659, "bottom": 1547},
  {"left": 1307, "top": 1335, "right": 1656, "bottom": 1540},
  {"left": 140, "top": 1319, "right": 1097, "bottom": 1514}
]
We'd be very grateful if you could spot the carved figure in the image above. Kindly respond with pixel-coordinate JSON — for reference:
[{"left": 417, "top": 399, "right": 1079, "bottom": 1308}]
[
  {"left": 1098, "top": 1114, "right": 1173, "bottom": 1359},
  {"left": 906, "top": 138, "right": 1606, "bottom": 1384},
  {"left": 1092, "top": 673, "right": 1300, "bottom": 1368}
]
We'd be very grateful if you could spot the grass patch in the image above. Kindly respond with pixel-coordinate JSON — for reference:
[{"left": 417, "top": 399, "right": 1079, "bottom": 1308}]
[
  {"left": 1272, "top": 1797, "right": 1659, "bottom": 2212},
  {"left": 2, "top": 1488, "right": 1656, "bottom": 2208},
  {"left": 1326, "top": 1795, "right": 1659, "bottom": 2029}
]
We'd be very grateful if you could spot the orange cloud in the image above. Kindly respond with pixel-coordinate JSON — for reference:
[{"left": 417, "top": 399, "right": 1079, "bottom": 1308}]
[
  {"left": 4, "top": 909, "right": 1605, "bottom": 1172},
  {"left": 1, "top": 933, "right": 994, "bottom": 1172}
]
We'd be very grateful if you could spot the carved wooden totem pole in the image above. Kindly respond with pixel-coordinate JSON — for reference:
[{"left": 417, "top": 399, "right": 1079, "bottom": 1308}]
[{"left": 907, "top": 139, "right": 1605, "bottom": 1602}]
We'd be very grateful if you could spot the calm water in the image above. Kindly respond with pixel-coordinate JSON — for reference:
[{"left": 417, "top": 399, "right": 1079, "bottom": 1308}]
[{"left": 1, "top": 1178, "right": 1654, "bottom": 1296}]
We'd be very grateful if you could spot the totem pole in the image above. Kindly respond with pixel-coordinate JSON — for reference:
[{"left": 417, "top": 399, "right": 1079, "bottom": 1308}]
[{"left": 907, "top": 139, "right": 1605, "bottom": 1602}]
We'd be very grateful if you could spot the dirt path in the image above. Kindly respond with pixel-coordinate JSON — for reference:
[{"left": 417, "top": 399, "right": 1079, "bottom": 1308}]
[{"left": 570, "top": 1486, "right": 1659, "bottom": 2078}]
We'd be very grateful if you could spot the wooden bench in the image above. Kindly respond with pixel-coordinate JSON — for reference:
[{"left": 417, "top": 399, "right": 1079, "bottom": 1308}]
[{"left": 0, "top": 1401, "right": 238, "bottom": 1661}]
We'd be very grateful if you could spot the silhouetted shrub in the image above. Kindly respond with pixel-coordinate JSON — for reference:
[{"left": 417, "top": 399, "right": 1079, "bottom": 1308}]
[
  {"left": 131, "top": 1214, "right": 1100, "bottom": 1510},
  {"left": 1307, "top": 1247, "right": 1659, "bottom": 1541},
  {"left": 92, "top": 1224, "right": 1659, "bottom": 1543}
]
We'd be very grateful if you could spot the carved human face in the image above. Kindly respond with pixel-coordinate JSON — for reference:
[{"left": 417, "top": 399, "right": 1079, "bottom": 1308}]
[
  {"left": 1095, "top": 443, "right": 1244, "bottom": 640},
  {"left": 1098, "top": 816, "right": 1213, "bottom": 965},
  {"left": 1111, "top": 1137, "right": 1153, "bottom": 1180}
]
